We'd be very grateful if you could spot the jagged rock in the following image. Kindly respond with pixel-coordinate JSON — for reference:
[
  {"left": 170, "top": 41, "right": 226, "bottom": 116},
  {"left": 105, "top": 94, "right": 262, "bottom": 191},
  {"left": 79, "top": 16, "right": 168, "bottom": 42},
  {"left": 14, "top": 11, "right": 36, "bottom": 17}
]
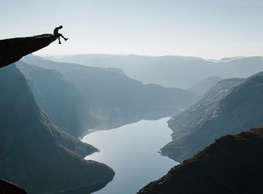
[
  {"left": 137, "top": 127, "right": 263, "bottom": 194},
  {"left": 0, "top": 178, "right": 26, "bottom": 194},
  {"left": 0, "top": 34, "right": 56, "bottom": 68}
]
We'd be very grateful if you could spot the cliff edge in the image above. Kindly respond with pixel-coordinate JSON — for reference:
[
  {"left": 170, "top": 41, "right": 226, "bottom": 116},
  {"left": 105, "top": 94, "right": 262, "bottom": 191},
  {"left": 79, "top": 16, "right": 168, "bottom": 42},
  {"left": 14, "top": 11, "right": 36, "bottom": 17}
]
[
  {"left": 0, "top": 34, "right": 56, "bottom": 68},
  {"left": 0, "top": 178, "right": 26, "bottom": 194}
]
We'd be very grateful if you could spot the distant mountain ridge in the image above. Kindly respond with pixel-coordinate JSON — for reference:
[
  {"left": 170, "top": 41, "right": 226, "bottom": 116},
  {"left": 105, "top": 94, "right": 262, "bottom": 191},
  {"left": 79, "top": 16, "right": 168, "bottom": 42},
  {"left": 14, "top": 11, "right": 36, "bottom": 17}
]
[
  {"left": 45, "top": 54, "right": 263, "bottom": 89},
  {"left": 22, "top": 55, "right": 199, "bottom": 132},
  {"left": 161, "top": 71, "right": 263, "bottom": 162}
]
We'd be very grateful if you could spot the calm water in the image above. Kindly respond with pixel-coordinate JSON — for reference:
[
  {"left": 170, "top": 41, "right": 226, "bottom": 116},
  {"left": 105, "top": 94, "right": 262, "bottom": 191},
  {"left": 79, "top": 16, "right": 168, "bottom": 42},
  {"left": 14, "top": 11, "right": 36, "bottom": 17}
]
[{"left": 82, "top": 117, "right": 178, "bottom": 194}]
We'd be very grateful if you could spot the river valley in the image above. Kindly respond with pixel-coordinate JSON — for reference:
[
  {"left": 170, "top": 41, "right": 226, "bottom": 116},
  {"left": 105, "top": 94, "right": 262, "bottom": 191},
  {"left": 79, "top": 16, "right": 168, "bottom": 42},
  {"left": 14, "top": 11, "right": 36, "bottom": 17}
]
[{"left": 82, "top": 117, "right": 178, "bottom": 194}]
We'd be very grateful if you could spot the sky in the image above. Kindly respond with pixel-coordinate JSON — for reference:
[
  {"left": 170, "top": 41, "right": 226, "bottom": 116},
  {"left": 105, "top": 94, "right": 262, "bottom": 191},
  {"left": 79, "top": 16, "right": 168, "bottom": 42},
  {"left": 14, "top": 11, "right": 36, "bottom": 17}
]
[{"left": 1, "top": 0, "right": 263, "bottom": 59}]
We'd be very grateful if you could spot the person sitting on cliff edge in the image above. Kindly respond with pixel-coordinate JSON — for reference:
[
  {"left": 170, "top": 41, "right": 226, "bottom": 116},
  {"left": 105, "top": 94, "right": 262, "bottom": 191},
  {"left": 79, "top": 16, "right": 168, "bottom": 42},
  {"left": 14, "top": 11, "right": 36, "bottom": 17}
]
[{"left": 53, "top": 25, "right": 68, "bottom": 44}]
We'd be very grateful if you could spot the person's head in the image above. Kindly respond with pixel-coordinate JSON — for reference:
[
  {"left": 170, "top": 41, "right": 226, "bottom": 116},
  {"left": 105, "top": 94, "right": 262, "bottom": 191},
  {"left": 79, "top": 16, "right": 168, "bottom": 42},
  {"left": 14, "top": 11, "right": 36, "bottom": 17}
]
[{"left": 59, "top": 25, "right": 63, "bottom": 29}]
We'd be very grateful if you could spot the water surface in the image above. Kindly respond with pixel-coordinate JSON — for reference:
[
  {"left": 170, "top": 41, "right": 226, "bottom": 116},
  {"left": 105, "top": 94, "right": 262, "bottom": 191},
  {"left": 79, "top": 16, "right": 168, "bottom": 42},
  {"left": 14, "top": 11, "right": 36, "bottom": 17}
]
[{"left": 82, "top": 117, "right": 178, "bottom": 194}]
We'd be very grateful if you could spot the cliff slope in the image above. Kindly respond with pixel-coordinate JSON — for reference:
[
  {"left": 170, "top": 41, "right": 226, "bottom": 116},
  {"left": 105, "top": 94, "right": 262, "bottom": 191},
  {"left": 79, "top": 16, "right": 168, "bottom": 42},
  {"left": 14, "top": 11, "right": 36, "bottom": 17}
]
[
  {"left": 17, "top": 61, "right": 100, "bottom": 137},
  {"left": 0, "top": 64, "right": 114, "bottom": 194},
  {"left": 138, "top": 127, "right": 263, "bottom": 194}
]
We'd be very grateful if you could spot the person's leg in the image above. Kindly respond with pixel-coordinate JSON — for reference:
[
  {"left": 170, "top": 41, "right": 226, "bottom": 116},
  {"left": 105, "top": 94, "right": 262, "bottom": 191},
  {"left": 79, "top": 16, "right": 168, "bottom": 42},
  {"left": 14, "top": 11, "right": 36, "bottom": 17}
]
[
  {"left": 61, "top": 34, "right": 68, "bottom": 41},
  {"left": 58, "top": 36, "right": 61, "bottom": 44}
]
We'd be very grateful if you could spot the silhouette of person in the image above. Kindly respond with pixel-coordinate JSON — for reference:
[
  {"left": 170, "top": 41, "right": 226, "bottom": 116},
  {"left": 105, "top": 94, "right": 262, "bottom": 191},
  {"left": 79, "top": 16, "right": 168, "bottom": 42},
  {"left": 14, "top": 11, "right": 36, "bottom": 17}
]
[{"left": 53, "top": 25, "right": 68, "bottom": 44}]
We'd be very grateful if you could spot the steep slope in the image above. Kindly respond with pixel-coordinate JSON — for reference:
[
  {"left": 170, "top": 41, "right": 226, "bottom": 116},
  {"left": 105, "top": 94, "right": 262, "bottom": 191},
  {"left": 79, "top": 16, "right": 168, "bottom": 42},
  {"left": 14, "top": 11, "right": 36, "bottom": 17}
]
[
  {"left": 17, "top": 61, "right": 102, "bottom": 137},
  {"left": 0, "top": 64, "right": 114, "bottom": 194},
  {"left": 0, "top": 34, "right": 56, "bottom": 68},
  {"left": 162, "top": 72, "right": 263, "bottom": 162},
  {"left": 138, "top": 127, "right": 263, "bottom": 194},
  {"left": 22, "top": 55, "right": 200, "bottom": 130}
]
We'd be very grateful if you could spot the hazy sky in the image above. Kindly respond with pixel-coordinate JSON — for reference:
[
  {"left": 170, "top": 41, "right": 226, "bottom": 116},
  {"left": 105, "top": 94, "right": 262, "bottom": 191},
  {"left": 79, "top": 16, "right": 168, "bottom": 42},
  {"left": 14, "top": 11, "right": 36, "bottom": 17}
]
[{"left": 1, "top": 0, "right": 263, "bottom": 59}]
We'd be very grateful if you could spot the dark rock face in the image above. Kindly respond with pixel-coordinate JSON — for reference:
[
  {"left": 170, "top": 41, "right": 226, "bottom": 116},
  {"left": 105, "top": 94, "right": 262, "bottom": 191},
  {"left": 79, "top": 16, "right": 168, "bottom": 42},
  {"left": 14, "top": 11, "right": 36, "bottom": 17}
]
[
  {"left": 0, "top": 178, "right": 26, "bottom": 194},
  {"left": 0, "top": 34, "right": 56, "bottom": 68},
  {"left": 162, "top": 72, "right": 263, "bottom": 162},
  {"left": 138, "top": 127, "right": 263, "bottom": 194},
  {"left": 0, "top": 65, "right": 114, "bottom": 194}
]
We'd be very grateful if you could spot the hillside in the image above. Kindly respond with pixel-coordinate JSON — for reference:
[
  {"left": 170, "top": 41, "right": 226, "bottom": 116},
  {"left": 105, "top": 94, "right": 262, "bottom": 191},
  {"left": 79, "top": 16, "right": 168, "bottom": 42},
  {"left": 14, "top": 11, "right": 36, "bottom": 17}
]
[
  {"left": 22, "top": 55, "right": 200, "bottom": 131},
  {"left": 0, "top": 64, "right": 114, "bottom": 194},
  {"left": 162, "top": 72, "right": 263, "bottom": 162},
  {"left": 17, "top": 61, "right": 103, "bottom": 137},
  {"left": 189, "top": 76, "right": 222, "bottom": 96},
  {"left": 138, "top": 127, "right": 263, "bottom": 194}
]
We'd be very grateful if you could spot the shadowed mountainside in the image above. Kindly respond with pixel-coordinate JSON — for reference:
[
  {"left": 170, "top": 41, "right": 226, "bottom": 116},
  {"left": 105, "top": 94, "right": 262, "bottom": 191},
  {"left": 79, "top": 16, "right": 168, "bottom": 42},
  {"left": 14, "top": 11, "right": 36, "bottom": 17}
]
[
  {"left": 0, "top": 64, "right": 114, "bottom": 194},
  {"left": 16, "top": 61, "right": 103, "bottom": 137},
  {"left": 0, "top": 34, "right": 56, "bottom": 68},
  {"left": 138, "top": 127, "right": 263, "bottom": 194}
]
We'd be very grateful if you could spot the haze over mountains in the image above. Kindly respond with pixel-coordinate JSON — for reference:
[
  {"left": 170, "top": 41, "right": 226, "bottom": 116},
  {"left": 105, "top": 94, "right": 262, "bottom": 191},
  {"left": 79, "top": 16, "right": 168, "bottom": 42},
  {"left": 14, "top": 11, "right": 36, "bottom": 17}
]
[
  {"left": 2, "top": 48, "right": 263, "bottom": 193},
  {"left": 46, "top": 54, "right": 263, "bottom": 89},
  {"left": 1, "top": 54, "right": 199, "bottom": 193},
  {"left": 22, "top": 55, "right": 199, "bottom": 131}
]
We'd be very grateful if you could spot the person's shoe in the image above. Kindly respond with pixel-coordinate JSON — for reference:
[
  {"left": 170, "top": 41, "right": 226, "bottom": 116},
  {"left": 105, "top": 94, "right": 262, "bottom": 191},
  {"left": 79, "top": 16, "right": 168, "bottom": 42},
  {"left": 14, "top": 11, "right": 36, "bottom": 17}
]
[
  {"left": 59, "top": 42, "right": 62, "bottom": 44},
  {"left": 65, "top": 38, "right": 68, "bottom": 41}
]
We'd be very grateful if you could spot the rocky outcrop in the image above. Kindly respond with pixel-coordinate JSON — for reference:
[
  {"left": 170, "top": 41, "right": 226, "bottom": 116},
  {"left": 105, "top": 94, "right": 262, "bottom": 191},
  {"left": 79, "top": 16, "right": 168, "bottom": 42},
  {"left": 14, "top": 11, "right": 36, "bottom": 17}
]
[
  {"left": 0, "top": 34, "right": 56, "bottom": 68},
  {"left": 0, "top": 178, "right": 26, "bottom": 194},
  {"left": 138, "top": 127, "right": 263, "bottom": 194}
]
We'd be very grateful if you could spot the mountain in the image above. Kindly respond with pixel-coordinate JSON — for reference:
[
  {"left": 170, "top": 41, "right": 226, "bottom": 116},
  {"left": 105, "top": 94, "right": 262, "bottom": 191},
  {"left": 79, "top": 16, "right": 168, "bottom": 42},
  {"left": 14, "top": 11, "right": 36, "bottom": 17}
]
[
  {"left": 137, "top": 127, "right": 263, "bottom": 194},
  {"left": 0, "top": 64, "right": 114, "bottom": 194},
  {"left": 22, "top": 55, "right": 200, "bottom": 131},
  {"left": 45, "top": 54, "right": 263, "bottom": 89},
  {"left": 0, "top": 34, "right": 56, "bottom": 68},
  {"left": 16, "top": 61, "right": 103, "bottom": 137},
  {"left": 188, "top": 76, "right": 222, "bottom": 96},
  {"left": 162, "top": 71, "right": 263, "bottom": 162}
]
